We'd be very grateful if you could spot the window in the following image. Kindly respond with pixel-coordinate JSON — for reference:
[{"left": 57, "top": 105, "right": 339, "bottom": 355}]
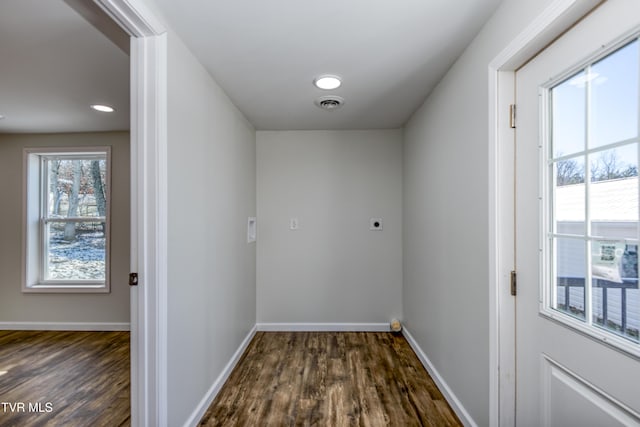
[
  {"left": 23, "top": 147, "right": 111, "bottom": 292},
  {"left": 542, "top": 36, "right": 639, "bottom": 353}
]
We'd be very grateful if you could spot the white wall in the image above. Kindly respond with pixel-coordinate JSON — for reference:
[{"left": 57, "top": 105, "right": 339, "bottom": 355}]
[
  {"left": 403, "top": 0, "right": 557, "bottom": 425},
  {"left": 165, "top": 33, "right": 257, "bottom": 426},
  {"left": 257, "top": 130, "right": 402, "bottom": 325},
  {"left": 0, "top": 131, "right": 130, "bottom": 324}
]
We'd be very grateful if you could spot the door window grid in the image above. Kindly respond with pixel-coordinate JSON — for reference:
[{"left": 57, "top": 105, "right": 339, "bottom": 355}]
[{"left": 544, "top": 36, "right": 640, "bottom": 349}]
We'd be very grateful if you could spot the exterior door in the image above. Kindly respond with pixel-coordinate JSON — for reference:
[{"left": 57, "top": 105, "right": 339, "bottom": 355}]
[{"left": 515, "top": 1, "right": 640, "bottom": 425}]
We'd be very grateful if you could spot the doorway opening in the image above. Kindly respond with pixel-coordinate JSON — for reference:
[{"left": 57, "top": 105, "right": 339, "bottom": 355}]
[{"left": 0, "top": 0, "right": 167, "bottom": 424}]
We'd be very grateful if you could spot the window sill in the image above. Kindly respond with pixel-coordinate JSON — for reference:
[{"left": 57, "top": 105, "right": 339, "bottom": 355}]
[
  {"left": 22, "top": 282, "right": 110, "bottom": 294},
  {"left": 540, "top": 306, "right": 640, "bottom": 359}
]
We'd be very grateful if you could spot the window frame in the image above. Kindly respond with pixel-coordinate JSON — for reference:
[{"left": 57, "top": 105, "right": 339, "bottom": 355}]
[
  {"left": 22, "top": 146, "right": 112, "bottom": 293},
  {"left": 538, "top": 32, "right": 640, "bottom": 357}
]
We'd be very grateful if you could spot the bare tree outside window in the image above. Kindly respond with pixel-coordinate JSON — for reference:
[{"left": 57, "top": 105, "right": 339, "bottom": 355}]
[
  {"left": 64, "top": 160, "right": 83, "bottom": 240},
  {"left": 556, "top": 149, "right": 638, "bottom": 186},
  {"left": 556, "top": 157, "right": 585, "bottom": 186},
  {"left": 91, "top": 160, "right": 107, "bottom": 232},
  {"left": 590, "top": 150, "right": 638, "bottom": 182},
  {"left": 43, "top": 155, "right": 108, "bottom": 281}
]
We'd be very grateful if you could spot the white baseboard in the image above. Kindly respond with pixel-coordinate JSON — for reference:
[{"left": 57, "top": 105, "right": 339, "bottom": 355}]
[
  {"left": 256, "top": 322, "right": 391, "bottom": 332},
  {"left": 0, "top": 322, "right": 130, "bottom": 331},
  {"left": 183, "top": 325, "right": 257, "bottom": 427},
  {"left": 402, "top": 327, "right": 477, "bottom": 427}
]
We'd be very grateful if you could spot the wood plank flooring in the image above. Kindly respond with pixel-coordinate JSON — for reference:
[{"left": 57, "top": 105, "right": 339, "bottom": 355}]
[
  {"left": 199, "top": 332, "right": 462, "bottom": 427},
  {"left": 0, "top": 331, "right": 130, "bottom": 427}
]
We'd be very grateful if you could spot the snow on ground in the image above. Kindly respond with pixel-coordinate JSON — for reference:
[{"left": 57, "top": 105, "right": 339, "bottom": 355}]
[{"left": 48, "top": 231, "right": 105, "bottom": 280}]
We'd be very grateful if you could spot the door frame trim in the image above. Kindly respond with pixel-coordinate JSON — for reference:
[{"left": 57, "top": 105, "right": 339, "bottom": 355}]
[
  {"left": 488, "top": 1, "right": 602, "bottom": 425},
  {"left": 93, "top": 1, "right": 168, "bottom": 425}
]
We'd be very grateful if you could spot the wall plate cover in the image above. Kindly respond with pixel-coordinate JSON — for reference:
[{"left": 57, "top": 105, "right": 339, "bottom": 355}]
[
  {"left": 370, "top": 218, "right": 383, "bottom": 230},
  {"left": 290, "top": 218, "right": 299, "bottom": 230},
  {"left": 247, "top": 217, "right": 257, "bottom": 242}
]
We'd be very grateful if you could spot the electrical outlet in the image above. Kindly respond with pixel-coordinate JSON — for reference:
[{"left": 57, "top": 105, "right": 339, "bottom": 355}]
[{"left": 370, "top": 218, "right": 383, "bottom": 230}]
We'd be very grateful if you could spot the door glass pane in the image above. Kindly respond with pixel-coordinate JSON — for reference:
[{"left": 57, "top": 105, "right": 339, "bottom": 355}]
[
  {"left": 555, "top": 155, "right": 586, "bottom": 234},
  {"left": 589, "top": 145, "right": 638, "bottom": 240},
  {"left": 552, "top": 70, "right": 586, "bottom": 157},
  {"left": 592, "top": 243, "right": 639, "bottom": 343},
  {"left": 555, "top": 237, "right": 586, "bottom": 320},
  {"left": 590, "top": 40, "right": 639, "bottom": 149},
  {"left": 46, "top": 221, "right": 106, "bottom": 281},
  {"left": 545, "top": 34, "right": 640, "bottom": 350}
]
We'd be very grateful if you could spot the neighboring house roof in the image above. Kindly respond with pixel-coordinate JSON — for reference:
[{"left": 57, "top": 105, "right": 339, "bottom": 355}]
[
  {"left": 556, "top": 177, "right": 638, "bottom": 222},
  {"left": 555, "top": 177, "right": 639, "bottom": 337}
]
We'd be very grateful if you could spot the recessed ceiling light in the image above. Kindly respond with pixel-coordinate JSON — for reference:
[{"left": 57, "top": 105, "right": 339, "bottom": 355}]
[
  {"left": 90, "top": 104, "right": 115, "bottom": 113},
  {"left": 314, "top": 75, "right": 342, "bottom": 90}
]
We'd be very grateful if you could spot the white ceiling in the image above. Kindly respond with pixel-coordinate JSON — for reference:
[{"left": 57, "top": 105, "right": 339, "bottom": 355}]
[
  {"left": 0, "top": 0, "right": 502, "bottom": 133},
  {"left": 154, "top": 0, "right": 502, "bottom": 130},
  {"left": 0, "top": 0, "right": 130, "bottom": 134}
]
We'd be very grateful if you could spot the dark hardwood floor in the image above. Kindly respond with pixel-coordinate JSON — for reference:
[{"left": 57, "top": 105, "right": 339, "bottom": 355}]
[
  {"left": 199, "top": 332, "right": 462, "bottom": 426},
  {"left": 0, "top": 331, "right": 130, "bottom": 427}
]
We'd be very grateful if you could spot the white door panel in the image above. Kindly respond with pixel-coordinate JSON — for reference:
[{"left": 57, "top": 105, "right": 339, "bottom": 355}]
[
  {"left": 542, "top": 356, "right": 640, "bottom": 427},
  {"left": 515, "top": 1, "right": 640, "bottom": 425}
]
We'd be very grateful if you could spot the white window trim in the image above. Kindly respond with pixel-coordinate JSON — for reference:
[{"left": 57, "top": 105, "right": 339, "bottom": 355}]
[
  {"left": 538, "top": 30, "right": 640, "bottom": 358},
  {"left": 22, "top": 146, "right": 112, "bottom": 293}
]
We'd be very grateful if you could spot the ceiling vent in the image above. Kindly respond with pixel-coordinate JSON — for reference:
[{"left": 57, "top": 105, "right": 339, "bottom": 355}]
[{"left": 315, "top": 96, "right": 345, "bottom": 111}]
